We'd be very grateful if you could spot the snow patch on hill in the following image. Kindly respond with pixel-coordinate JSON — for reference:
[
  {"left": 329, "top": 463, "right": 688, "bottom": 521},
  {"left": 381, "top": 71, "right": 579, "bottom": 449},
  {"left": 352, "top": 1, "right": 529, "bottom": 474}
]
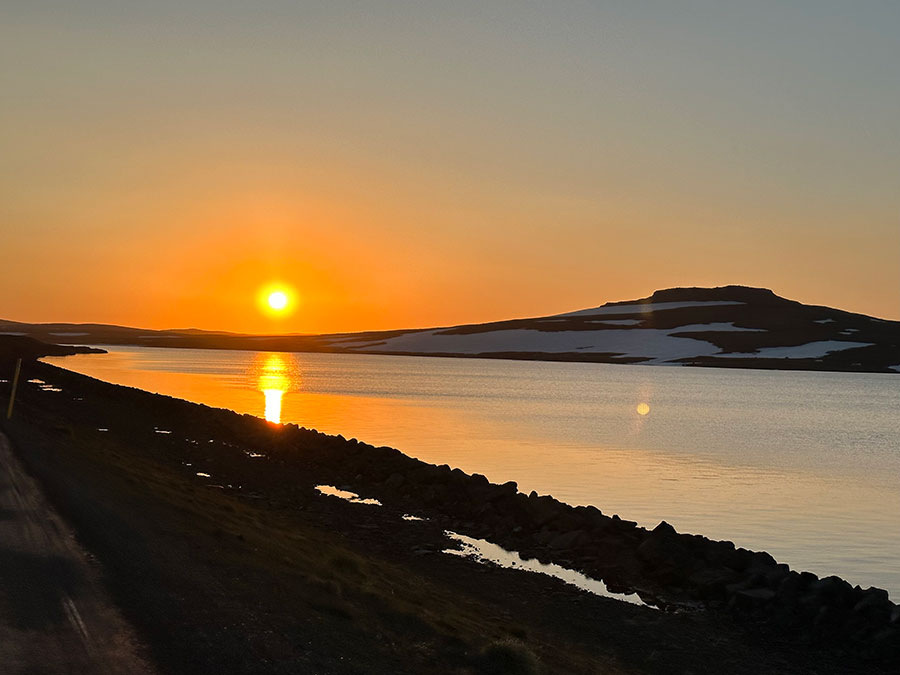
[
  {"left": 349, "top": 323, "right": 755, "bottom": 363},
  {"left": 719, "top": 341, "right": 873, "bottom": 359}
]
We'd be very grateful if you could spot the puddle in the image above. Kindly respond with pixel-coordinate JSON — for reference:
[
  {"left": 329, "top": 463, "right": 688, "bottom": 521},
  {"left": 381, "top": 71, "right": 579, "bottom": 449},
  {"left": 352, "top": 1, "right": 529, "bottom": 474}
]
[
  {"left": 154, "top": 428, "right": 173, "bottom": 434},
  {"left": 97, "top": 428, "right": 109, "bottom": 432},
  {"left": 245, "top": 451, "right": 265, "bottom": 458},
  {"left": 196, "top": 472, "right": 211, "bottom": 478},
  {"left": 27, "top": 379, "right": 45, "bottom": 384},
  {"left": 315, "top": 485, "right": 382, "bottom": 506},
  {"left": 402, "top": 514, "right": 425, "bottom": 521},
  {"left": 443, "top": 531, "right": 653, "bottom": 608},
  {"left": 40, "top": 386, "right": 63, "bottom": 392}
]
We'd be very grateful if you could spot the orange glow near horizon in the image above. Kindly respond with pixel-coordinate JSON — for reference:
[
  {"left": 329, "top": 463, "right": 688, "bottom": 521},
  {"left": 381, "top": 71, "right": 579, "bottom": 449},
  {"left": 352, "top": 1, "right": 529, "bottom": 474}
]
[{"left": 257, "top": 283, "right": 297, "bottom": 322}]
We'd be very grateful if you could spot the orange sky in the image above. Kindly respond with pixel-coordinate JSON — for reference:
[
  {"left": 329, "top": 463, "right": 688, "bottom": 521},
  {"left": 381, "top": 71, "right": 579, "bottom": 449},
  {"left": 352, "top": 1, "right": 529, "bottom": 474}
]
[{"left": 3, "top": 3, "right": 898, "bottom": 333}]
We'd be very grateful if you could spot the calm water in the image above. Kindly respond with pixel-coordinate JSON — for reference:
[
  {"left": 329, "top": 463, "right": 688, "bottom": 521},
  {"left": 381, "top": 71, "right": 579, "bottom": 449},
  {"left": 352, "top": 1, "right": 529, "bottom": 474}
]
[{"left": 43, "top": 346, "right": 900, "bottom": 597}]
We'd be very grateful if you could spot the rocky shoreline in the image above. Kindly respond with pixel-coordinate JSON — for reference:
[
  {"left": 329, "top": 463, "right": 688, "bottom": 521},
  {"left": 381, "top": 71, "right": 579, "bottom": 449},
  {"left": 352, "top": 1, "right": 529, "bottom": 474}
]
[{"left": 273, "top": 430, "right": 900, "bottom": 663}]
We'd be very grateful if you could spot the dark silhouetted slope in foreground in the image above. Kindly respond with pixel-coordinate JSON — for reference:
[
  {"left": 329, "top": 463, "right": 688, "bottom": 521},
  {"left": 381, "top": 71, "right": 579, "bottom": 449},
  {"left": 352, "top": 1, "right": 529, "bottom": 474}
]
[{"left": 3, "top": 286, "right": 898, "bottom": 373}]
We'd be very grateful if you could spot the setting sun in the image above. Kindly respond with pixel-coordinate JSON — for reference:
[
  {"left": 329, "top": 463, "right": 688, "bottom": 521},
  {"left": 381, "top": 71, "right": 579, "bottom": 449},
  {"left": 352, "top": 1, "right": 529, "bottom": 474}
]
[
  {"left": 258, "top": 284, "right": 296, "bottom": 318},
  {"left": 268, "top": 291, "right": 288, "bottom": 311}
]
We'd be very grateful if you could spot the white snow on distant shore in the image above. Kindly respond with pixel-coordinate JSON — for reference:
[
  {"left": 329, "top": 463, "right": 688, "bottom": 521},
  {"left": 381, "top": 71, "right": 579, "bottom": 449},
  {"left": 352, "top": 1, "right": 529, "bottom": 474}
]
[
  {"left": 346, "top": 323, "right": 753, "bottom": 363},
  {"left": 586, "top": 319, "right": 642, "bottom": 326},
  {"left": 331, "top": 322, "right": 879, "bottom": 365},
  {"left": 554, "top": 300, "right": 744, "bottom": 318},
  {"left": 718, "top": 341, "right": 873, "bottom": 359}
]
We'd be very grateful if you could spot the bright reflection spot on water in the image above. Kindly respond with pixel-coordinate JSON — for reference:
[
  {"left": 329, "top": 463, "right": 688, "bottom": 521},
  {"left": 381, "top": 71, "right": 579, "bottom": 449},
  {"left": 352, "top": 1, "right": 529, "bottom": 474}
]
[
  {"left": 256, "top": 353, "right": 295, "bottom": 424},
  {"left": 263, "top": 389, "right": 283, "bottom": 423},
  {"left": 636, "top": 402, "right": 650, "bottom": 416},
  {"left": 315, "top": 484, "right": 382, "bottom": 506}
]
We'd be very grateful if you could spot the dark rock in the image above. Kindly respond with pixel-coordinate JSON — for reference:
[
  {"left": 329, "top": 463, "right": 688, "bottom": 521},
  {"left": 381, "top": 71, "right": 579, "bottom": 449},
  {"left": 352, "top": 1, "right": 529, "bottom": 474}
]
[
  {"left": 636, "top": 531, "right": 692, "bottom": 577},
  {"left": 532, "top": 528, "right": 554, "bottom": 546},
  {"left": 548, "top": 530, "right": 586, "bottom": 551},
  {"left": 761, "top": 563, "right": 790, "bottom": 589},
  {"left": 688, "top": 567, "right": 739, "bottom": 600},
  {"left": 731, "top": 588, "right": 776, "bottom": 611},
  {"left": 799, "top": 571, "right": 818, "bottom": 586},
  {"left": 611, "top": 515, "right": 637, "bottom": 530},
  {"left": 852, "top": 588, "right": 893, "bottom": 623},
  {"left": 810, "top": 576, "right": 856, "bottom": 608},
  {"left": 748, "top": 550, "right": 777, "bottom": 570},
  {"left": 449, "top": 468, "right": 469, "bottom": 484},
  {"left": 868, "top": 626, "right": 900, "bottom": 660},
  {"left": 384, "top": 472, "right": 405, "bottom": 490},
  {"left": 702, "top": 539, "right": 736, "bottom": 567},
  {"left": 727, "top": 547, "right": 754, "bottom": 572},
  {"left": 528, "top": 496, "right": 561, "bottom": 528},
  {"left": 652, "top": 520, "right": 677, "bottom": 536}
]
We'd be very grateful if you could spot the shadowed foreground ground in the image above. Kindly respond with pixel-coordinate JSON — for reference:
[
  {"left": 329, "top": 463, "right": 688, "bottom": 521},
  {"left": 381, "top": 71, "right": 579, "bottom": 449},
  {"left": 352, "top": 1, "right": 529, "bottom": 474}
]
[
  {"left": 0, "top": 433, "right": 153, "bottom": 674},
  {"left": 0, "top": 356, "right": 890, "bottom": 674}
]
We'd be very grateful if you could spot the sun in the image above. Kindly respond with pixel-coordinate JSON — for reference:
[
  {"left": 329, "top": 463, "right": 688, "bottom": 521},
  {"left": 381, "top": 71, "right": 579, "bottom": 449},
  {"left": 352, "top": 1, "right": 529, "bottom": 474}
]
[
  {"left": 268, "top": 291, "right": 288, "bottom": 311},
  {"left": 258, "top": 284, "right": 296, "bottom": 318}
]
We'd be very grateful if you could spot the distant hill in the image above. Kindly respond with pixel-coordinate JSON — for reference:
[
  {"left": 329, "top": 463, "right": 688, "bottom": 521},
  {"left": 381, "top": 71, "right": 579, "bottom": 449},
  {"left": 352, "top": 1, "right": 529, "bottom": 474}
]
[{"left": 3, "top": 286, "right": 898, "bottom": 373}]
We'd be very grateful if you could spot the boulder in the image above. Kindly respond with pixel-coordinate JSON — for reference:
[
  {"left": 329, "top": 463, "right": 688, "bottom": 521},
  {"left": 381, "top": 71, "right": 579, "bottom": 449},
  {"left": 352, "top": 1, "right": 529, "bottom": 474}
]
[
  {"left": 688, "top": 567, "right": 739, "bottom": 600},
  {"left": 852, "top": 588, "right": 893, "bottom": 623},
  {"left": 809, "top": 576, "right": 856, "bottom": 608},
  {"left": 652, "top": 520, "right": 677, "bottom": 536},
  {"left": 528, "top": 496, "right": 562, "bottom": 528},
  {"left": 548, "top": 529, "right": 587, "bottom": 551}
]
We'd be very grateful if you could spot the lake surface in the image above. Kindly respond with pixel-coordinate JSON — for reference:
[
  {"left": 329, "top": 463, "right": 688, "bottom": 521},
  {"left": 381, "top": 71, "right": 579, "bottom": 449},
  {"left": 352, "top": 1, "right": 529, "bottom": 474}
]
[{"left": 44, "top": 346, "right": 900, "bottom": 597}]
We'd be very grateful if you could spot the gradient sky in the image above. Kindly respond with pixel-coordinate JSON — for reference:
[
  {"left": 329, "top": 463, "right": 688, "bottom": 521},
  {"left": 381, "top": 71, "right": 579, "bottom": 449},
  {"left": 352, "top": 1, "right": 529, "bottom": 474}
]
[{"left": 3, "top": 1, "right": 898, "bottom": 333}]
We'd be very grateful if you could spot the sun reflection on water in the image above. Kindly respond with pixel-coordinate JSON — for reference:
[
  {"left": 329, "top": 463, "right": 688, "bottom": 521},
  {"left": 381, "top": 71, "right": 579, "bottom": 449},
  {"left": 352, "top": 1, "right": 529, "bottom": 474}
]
[{"left": 256, "top": 353, "right": 295, "bottom": 423}]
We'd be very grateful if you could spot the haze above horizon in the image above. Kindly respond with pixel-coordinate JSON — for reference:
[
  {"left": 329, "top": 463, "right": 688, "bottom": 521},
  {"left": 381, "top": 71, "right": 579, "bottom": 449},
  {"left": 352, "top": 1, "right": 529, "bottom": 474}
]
[{"left": 3, "top": 2, "right": 898, "bottom": 332}]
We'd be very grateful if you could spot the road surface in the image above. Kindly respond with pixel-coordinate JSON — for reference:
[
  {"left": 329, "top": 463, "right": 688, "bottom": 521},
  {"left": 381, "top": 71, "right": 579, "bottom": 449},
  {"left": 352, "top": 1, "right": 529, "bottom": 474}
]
[{"left": 0, "top": 432, "right": 155, "bottom": 674}]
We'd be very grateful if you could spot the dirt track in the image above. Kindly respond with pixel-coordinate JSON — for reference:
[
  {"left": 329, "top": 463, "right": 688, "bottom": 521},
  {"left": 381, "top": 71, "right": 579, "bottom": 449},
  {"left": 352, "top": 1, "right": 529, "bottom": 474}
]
[{"left": 0, "top": 432, "right": 153, "bottom": 675}]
